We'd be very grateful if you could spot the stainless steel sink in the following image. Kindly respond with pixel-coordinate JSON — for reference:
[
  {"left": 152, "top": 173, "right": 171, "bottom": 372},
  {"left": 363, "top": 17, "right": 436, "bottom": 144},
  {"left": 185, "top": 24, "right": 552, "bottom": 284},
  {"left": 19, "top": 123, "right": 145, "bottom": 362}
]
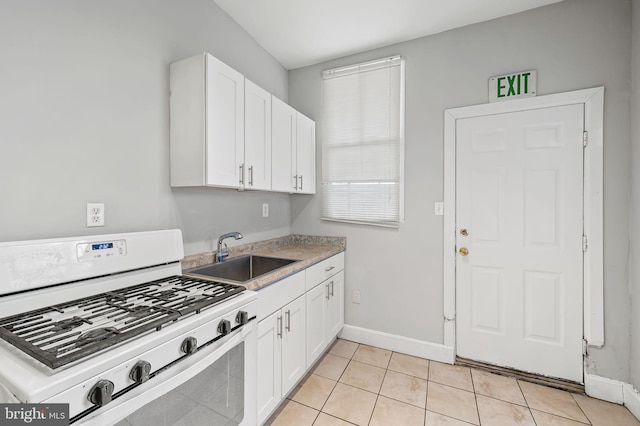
[{"left": 186, "top": 255, "right": 298, "bottom": 283}]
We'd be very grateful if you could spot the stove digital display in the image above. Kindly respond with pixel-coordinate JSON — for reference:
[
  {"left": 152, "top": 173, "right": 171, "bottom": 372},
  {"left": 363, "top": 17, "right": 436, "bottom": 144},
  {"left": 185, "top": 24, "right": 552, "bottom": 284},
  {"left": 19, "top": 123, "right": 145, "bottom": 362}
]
[{"left": 92, "top": 242, "right": 114, "bottom": 251}]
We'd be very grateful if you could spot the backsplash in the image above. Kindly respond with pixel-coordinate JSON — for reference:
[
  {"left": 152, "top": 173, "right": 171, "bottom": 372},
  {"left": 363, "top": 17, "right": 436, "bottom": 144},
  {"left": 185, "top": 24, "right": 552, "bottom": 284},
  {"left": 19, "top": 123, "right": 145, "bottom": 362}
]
[{"left": 181, "top": 234, "right": 346, "bottom": 270}]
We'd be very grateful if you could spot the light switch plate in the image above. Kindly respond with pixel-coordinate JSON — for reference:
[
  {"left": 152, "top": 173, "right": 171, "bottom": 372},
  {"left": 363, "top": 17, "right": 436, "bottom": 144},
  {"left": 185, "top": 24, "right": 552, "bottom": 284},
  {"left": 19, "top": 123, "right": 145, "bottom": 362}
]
[{"left": 434, "top": 202, "right": 444, "bottom": 216}]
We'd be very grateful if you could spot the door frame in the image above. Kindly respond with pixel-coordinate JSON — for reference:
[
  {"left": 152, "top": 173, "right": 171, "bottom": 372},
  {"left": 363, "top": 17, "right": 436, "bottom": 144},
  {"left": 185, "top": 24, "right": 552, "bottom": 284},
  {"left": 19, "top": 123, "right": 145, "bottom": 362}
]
[{"left": 443, "top": 87, "right": 604, "bottom": 360}]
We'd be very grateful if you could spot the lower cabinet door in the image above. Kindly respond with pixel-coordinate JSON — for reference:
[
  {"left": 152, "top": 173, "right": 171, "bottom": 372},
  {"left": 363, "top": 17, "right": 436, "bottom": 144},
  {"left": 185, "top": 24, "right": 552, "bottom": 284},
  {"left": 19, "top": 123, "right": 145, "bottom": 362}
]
[
  {"left": 281, "top": 295, "right": 306, "bottom": 395},
  {"left": 257, "top": 311, "right": 282, "bottom": 424},
  {"left": 306, "top": 282, "right": 328, "bottom": 366},
  {"left": 326, "top": 271, "right": 345, "bottom": 341}
]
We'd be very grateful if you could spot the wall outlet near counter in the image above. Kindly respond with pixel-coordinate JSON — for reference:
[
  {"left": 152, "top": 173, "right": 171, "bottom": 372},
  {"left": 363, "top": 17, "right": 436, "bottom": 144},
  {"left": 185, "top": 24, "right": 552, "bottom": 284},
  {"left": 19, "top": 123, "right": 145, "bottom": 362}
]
[
  {"left": 262, "top": 203, "right": 269, "bottom": 217},
  {"left": 352, "top": 290, "right": 361, "bottom": 304},
  {"left": 87, "top": 203, "right": 105, "bottom": 227}
]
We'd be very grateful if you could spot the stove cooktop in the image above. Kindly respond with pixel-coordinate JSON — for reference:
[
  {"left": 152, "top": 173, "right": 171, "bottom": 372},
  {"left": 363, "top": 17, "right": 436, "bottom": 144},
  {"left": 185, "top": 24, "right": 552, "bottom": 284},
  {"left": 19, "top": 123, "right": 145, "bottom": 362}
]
[{"left": 0, "top": 276, "right": 244, "bottom": 369}]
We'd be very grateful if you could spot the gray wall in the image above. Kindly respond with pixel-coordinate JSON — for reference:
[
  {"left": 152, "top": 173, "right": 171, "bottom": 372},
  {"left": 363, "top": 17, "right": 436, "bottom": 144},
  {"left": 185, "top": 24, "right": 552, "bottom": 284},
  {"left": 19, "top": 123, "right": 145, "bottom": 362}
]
[
  {"left": 631, "top": 0, "right": 640, "bottom": 392},
  {"left": 289, "top": 0, "right": 632, "bottom": 381},
  {"left": 0, "top": 0, "right": 291, "bottom": 254}
]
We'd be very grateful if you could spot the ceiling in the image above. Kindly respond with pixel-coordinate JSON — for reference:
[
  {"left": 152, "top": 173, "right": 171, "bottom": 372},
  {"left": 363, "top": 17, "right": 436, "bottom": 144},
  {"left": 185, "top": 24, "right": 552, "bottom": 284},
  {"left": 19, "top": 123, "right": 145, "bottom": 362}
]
[{"left": 213, "top": 0, "right": 564, "bottom": 70}]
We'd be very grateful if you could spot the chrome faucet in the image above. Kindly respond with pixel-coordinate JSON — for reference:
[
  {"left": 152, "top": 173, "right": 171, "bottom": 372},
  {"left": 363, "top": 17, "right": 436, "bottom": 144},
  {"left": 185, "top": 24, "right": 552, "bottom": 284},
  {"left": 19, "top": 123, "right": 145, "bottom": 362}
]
[{"left": 216, "top": 231, "right": 243, "bottom": 262}]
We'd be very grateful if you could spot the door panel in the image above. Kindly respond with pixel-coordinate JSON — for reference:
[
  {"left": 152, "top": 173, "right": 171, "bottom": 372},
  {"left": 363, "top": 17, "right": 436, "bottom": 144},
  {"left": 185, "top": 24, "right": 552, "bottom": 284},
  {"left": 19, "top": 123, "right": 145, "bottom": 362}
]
[
  {"left": 272, "top": 97, "right": 296, "bottom": 192},
  {"left": 205, "top": 54, "right": 244, "bottom": 187},
  {"left": 257, "top": 311, "right": 281, "bottom": 423},
  {"left": 244, "top": 79, "right": 272, "bottom": 190},
  {"left": 470, "top": 266, "right": 504, "bottom": 335},
  {"left": 456, "top": 104, "right": 584, "bottom": 383},
  {"left": 281, "top": 295, "right": 306, "bottom": 395}
]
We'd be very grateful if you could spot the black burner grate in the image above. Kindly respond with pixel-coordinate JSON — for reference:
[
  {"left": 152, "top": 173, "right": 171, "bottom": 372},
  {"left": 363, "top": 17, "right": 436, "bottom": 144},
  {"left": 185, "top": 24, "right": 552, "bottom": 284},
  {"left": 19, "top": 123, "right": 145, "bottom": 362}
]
[{"left": 0, "top": 276, "right": 244, "bottom": 369}]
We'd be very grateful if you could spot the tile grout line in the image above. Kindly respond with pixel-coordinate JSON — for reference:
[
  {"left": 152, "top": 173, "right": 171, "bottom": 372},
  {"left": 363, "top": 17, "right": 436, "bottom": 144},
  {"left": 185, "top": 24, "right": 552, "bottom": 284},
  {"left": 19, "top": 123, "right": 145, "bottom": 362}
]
[
  {"left": 470, "top": 366, "right": 482, "bottom": 425},
  {"left": 570, "top": 393, "right": 594, "bottom": 426},
  {"left": 515, "top": 378, "right": 537, "bottom": 426}
]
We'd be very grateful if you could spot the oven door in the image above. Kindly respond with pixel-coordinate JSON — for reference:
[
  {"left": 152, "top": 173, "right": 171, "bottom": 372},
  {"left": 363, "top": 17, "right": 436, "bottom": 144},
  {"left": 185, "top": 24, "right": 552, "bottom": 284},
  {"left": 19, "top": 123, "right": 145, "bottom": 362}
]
[{"left": 78, "top": 320, "right": 257, "bottom": 426}]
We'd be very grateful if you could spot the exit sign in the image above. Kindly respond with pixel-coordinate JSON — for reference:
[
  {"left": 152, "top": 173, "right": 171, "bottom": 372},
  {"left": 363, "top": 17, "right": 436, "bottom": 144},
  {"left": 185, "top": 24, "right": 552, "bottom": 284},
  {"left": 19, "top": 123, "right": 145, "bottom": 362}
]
[{"left": 489, "top": 70, "right": 537, "bottom": 102}]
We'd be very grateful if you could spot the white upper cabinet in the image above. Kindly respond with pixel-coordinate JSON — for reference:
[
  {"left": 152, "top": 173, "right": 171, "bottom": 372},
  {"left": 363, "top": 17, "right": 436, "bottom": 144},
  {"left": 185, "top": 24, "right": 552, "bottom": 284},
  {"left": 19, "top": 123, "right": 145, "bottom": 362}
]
[
  {"left": 244, "top": 79, "right": 272, "bottom": 191},
  {"left": 295, "top": 112, "right": 316, "bottom": 194},
  {"left": 272, "top": 97, "right": 316, "bottom": 194},
  {"left": 170, "top": 53, "right": 313, "bottom": 194},
  {"left": 170, "top": 53, "right": 244, "bottom": 188},
  {"left": 271, "top": 97, "right": 296, "bottom": 193}
]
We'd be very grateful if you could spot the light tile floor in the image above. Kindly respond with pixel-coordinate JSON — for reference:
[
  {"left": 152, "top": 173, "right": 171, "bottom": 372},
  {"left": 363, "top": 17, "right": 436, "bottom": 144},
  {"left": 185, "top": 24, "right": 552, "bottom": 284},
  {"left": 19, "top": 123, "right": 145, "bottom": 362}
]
[{"left": 266, "top": 339, "right": 640, "bottom": 426}]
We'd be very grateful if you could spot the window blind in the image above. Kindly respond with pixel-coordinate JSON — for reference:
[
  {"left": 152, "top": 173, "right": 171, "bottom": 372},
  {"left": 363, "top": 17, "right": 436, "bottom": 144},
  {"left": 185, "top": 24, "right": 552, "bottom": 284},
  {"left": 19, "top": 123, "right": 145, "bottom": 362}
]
[{"left": 321, "top": 56, "right": 405, "bottom": 227}]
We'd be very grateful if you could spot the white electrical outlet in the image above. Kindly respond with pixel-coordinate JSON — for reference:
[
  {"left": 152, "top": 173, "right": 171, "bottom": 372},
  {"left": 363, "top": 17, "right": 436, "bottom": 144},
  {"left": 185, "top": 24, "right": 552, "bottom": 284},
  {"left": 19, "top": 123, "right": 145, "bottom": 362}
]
[
  {"left": 262, "top": 203, "right": 269, "bottom": 218},
  {"left": 352, "top": 290, "right": 361, "bottom": 304},
  {"left": 87, "top": 203, "right": 105, "bottom": 227},
  {"left": 434, "top": 202, "right": 444, "bottom": 216}
]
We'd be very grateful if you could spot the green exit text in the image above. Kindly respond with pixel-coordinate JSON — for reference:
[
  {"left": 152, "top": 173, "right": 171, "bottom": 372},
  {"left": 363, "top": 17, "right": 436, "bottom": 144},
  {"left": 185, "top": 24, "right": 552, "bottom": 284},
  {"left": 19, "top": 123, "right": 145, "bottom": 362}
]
[
  {"left": 489, "top": 70, "right": 537, "bottom": 103},
  {"left": 497, "top": 72, "right": 532, "bottom": 98}
]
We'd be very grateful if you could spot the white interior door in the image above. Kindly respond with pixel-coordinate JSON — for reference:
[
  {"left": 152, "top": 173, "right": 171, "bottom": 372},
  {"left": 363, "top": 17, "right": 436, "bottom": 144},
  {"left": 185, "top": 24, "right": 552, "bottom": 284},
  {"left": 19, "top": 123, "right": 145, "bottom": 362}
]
[{"left": 456, "top": 104, "right": 584, "bottom": 383}]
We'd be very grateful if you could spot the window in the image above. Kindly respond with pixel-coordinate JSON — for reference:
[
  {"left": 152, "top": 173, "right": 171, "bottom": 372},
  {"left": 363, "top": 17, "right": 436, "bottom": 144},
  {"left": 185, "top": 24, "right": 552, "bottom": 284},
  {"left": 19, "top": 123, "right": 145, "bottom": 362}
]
[{"left": 321, "top": 56, "right": 405, "bottom": 227}]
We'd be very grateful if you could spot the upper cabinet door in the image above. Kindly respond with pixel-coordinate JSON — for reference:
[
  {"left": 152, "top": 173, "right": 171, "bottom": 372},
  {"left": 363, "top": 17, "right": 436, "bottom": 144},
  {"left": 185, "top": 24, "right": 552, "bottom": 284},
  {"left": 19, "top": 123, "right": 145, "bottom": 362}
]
[
  {"left": 271, "top": 97, "right": 296, "bottom": 193},
  {"left": 170, "top": 54, "right": 207, "bottom": 187},
  {"left": 205, "top": 54, "right": 245, "bottom": 188},
  {"left": 244, "top": 79, "right": 272, "bottom": 191},
  {"left": 296, "top": 112, "right": 316, "bottom": 194}
]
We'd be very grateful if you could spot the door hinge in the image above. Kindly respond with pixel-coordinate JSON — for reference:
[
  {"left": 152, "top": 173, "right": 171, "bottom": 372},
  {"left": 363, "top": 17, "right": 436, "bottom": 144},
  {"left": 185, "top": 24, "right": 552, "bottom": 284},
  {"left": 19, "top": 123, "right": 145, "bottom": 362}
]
[
  {"left": 583, "top": 338, "right": 589, "bottom": 356},
  {"left": 582, "top": 235, "right": 588, "bottom": 252},
  {"left": 583, "top": 131, "right": 588, "bottom": 147}
]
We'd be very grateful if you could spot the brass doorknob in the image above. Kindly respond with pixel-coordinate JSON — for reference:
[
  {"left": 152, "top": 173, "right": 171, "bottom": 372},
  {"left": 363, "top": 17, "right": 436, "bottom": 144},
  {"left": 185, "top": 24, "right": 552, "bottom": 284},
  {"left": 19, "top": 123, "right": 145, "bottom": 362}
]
[{"left": 459, "top": 247, "right": 469, "bottom": 256}]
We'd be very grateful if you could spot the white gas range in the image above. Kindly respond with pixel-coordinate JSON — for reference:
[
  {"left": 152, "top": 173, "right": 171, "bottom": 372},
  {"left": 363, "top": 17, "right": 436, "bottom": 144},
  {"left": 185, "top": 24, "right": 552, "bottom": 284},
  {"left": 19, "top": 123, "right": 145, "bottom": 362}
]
[{"left": 0, "top": 229, "right": 257, "bottom": 425}]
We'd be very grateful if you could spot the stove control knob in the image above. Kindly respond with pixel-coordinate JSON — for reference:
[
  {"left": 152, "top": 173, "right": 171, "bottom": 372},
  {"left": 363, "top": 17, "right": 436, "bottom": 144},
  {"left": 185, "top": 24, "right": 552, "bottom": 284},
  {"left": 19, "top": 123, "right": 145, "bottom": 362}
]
[
  {"left": 218, "top": 319, "right": 232, "bottom": 335},
  {"left": 129, "top": 360, "right": 152, "bottom": 384},
  {"left": 181, "top": 336, "right": 198, "bottom": 354},
  {"left": 88, "top": 379, "right": 115, "bottom": 406},
  {"left": 236, "top": 310, "right": 249, "bottom": 325}
]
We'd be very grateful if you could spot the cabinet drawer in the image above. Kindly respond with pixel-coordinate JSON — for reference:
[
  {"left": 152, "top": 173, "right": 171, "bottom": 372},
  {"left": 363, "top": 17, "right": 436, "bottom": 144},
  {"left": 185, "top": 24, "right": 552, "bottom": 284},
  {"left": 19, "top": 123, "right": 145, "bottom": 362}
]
[
  {"left": 305, "top": 253, "right": 344, "bottom": 291},
  {"left": 256, "top": 272, "right": 305, "bottom": 320}
]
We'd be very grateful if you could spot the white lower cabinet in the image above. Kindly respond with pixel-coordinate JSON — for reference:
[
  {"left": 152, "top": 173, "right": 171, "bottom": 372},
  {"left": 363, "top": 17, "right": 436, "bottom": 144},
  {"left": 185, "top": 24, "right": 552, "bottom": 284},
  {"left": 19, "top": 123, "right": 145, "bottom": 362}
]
[
  {"left": 306, "top": 270, "right": 344, "bottom": 367},
  {"left": 257, "top": 253, "right": 344, "bottom": 424},
  {"left": 257, "top": 295, "right": 306, "bottom": 423},
  {"left": 257, "top": 310, "right": 281, "bottom": 421},
  {"left": 280, "top": 296, "right": 306, "bottom": 393},
  {"left": 257, "top": 272, "right": 308, "bottom": 424},
  {"left": 326, "top": 271, "right": 344, "bottom": 343},
  {"left": 305, "top": 281, "right": 328, "bottom": 363}
]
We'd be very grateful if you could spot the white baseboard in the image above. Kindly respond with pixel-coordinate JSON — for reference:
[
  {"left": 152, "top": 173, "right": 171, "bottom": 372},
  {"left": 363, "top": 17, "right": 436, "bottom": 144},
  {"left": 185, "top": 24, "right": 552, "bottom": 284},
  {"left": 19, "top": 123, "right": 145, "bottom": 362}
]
[
  {"left": 585, "top": 374, "right": 640, "bottom": 421},
  {"left": 339, "top": 325, "right": 455, "bottom": 364},
  {"left": 585, "top": 374, "right": 624, "bottom": 403},
  {"left": 624, "top": 383, "right": 640, "bottom": 421}
]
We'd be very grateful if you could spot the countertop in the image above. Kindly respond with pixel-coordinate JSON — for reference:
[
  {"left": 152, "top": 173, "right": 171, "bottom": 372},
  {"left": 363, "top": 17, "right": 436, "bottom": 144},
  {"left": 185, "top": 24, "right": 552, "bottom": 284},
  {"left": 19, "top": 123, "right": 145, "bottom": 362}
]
[{"left": 181, "top": 235, "right": 346, "bottom": 291}]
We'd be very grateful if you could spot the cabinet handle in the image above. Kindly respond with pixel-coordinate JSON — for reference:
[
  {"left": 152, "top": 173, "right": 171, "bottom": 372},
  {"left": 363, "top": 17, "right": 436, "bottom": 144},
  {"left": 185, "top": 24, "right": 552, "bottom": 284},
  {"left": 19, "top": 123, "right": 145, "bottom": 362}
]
[
  {"left": 293, "top": 175, "right": 298, "bottom": 190},
  {"left": 325, "top": 266, "right": 335, "bottom": 272},
  {"left": 330, "top": 280, "right": 334, "bottom": 297},
  {"left": 285, "top": 310, "right": 291, "bottom": 332},
  {"left": 277, "top": 316, "right": 282, "bottom": 338},
  {"left": 300, "top": 175, "right": 303, "bottom": 190},
  {"left": 249, "top": 166, "right": 254, "bottom": 186},
  {"left": 326, "top": 283, "right": 330, "bottom": 300},
  {"left": 239, "top": 164, "right": 244, "bottom": 185}
]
